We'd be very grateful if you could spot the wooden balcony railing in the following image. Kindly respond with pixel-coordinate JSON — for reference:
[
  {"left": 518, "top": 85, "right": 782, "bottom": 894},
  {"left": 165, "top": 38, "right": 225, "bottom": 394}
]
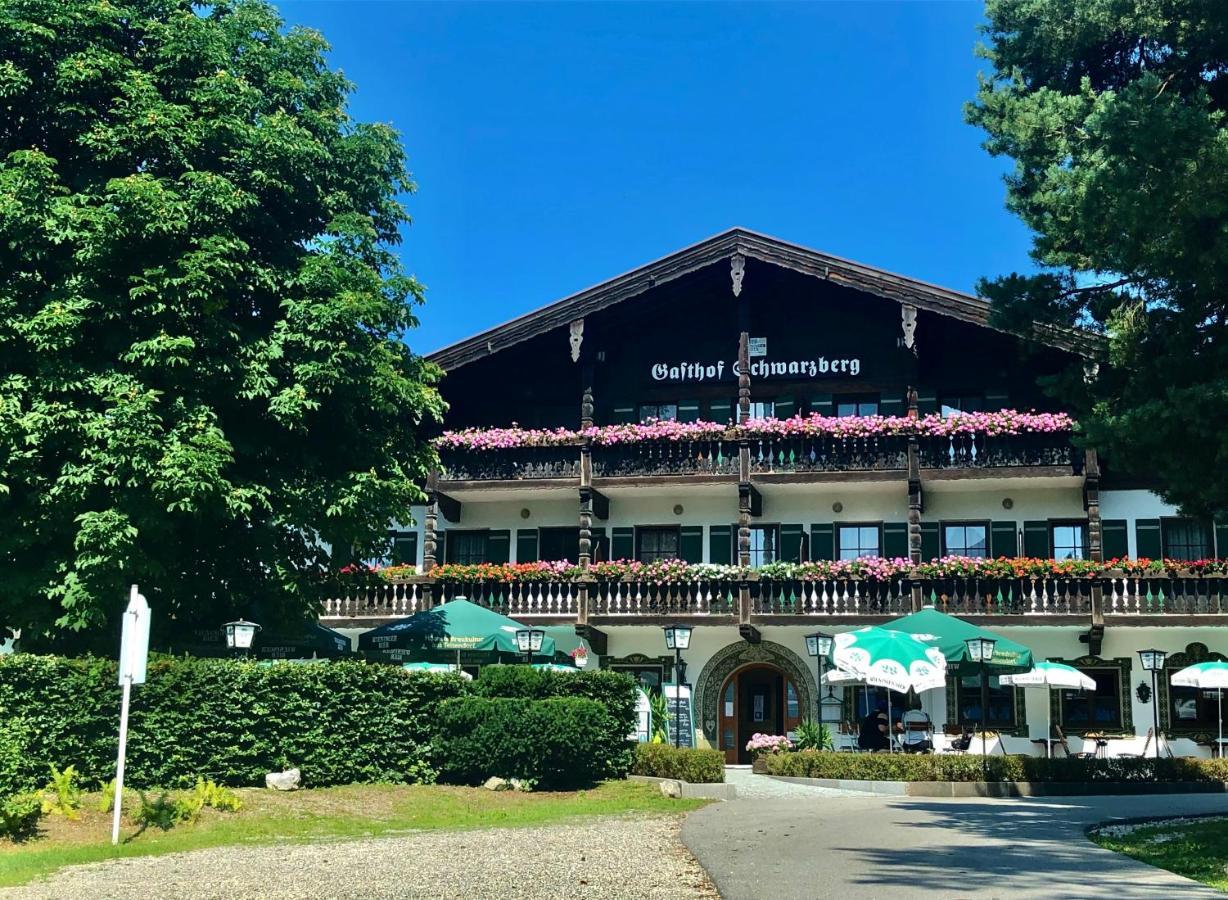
[
  {"left": 322, "top": 573, "right": 1228, "bottom": 621},
  {"left": 915, "top": 431, "right": 1081, "bottom": 472},
  {"left": 588, "top": 438, "right": 740, "bottom": 478},
  {"left": 748, "top": 434, "right": 909, "bottom": 475},
  {"left": 438, "top": 445, "right": 581, "bottom": 481}
]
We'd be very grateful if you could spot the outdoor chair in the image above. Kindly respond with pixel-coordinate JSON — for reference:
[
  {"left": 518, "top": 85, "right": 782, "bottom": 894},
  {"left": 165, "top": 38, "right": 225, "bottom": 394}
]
[
  {"left": 1116, "top": 728, "right": 1152, "bottom": 759},
  {"left": 940, "top": 728, "right": 974, "bottom": 754}
]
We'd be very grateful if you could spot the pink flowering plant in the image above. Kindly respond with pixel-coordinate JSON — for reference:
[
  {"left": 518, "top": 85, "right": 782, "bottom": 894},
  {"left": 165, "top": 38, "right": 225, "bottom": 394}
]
[
  {"left": 434, "top": 409, "right": 1076, "bottom": 452},
  {"left": 745, "top": 733, "right": 793, "bottom": 757}
]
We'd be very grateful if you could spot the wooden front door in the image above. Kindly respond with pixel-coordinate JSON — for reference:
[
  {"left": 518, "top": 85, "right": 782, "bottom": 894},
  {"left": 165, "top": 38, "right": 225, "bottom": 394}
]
[{"left": 717, "top": 664, "right": 802, "bottom": 764}]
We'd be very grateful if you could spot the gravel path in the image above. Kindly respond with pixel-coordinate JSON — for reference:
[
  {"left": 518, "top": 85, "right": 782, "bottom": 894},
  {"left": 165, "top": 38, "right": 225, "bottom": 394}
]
[{"left": 2, "top": 815, "right": 716, "bottom": 900}]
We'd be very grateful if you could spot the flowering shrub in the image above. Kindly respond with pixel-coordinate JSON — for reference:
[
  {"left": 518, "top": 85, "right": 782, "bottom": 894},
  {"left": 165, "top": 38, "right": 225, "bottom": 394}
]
[
  {"left": 434, "top": 409, "right": 1077, "bottom": 451},
  {"left": 429, "top": 561, "right": 584, "bottom": 583},
  {"left": 745, "top": 733, "right": 793, "bottom": 757},
  {"left": 758, "top": 558, "right": 911, "bottom": 581}
]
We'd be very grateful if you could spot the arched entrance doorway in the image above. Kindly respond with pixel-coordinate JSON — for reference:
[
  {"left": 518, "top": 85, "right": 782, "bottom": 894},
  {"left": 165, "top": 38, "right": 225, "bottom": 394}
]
[{"left": 716, "top": 663, "right": 803, "bottom": 764}]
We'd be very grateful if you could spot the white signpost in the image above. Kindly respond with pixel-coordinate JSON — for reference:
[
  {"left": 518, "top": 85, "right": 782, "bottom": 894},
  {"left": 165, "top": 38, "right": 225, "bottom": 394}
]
[{"left": 112, "top": 586, "right": 150, "bottom": 845}]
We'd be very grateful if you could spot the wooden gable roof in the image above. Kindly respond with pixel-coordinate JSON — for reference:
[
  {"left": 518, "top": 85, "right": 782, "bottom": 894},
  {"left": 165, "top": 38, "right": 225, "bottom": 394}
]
[{"left": 427, "top": 228, "right": 1104, "bottom": 371}]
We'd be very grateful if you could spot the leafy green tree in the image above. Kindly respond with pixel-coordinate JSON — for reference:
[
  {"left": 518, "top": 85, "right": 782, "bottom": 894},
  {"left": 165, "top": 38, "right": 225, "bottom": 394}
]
[
  {"left": 968, "top": 1, "right": 1228, "bottom": 519},
  {"left": 0, "top": 0, "right": 443, "bottom": 637}
]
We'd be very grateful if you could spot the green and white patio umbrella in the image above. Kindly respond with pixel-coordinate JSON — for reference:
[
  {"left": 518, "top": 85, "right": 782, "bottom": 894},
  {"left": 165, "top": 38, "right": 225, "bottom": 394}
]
[
  {"left": 1000, "top": 662, "right": 1095, "bottom": 758},
  {"left": 358, "top": 598, "right": 557, "bottom": 663},
  {"left": 832, "top": 626, "right": 947, "bottom": 751},
  {"left": 1171, "top": 661, "right": 1228, "bottom": 756},
  {"left": 886, "top": 606, "right": 1033, "bottom": 675},
  {"left": 531, "top": 663, "right": 580, "bottom": 673}
]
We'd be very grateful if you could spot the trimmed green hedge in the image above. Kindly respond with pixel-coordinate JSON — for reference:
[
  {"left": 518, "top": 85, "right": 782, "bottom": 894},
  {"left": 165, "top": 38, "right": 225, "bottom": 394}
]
[
  {"left": 765, "top": 750, "right": 1228, "bottom": 783},
  {"left": 632, "top": 744, "right": 725, "bottom": 783},
  {"left": 0, "top": 655, "right": 466, "bottom": 790},
  {"left": 434, "top": 696, "right": 608, "bottom": 789},
  {"left": 472, "top": 666, "right": 637, "bottom": 780}
]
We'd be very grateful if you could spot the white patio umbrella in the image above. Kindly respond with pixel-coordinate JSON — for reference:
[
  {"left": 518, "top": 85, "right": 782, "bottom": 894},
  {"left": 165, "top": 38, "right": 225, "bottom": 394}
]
[
  {"left": 1171, "top": 661, "right": 1228, "bottom": 758},
  {"left": 830, "top": 627, "right": 947, "bottom": 752},
  {"left": 1000, "top": 661, "right": 1095, "bottom": 758}
]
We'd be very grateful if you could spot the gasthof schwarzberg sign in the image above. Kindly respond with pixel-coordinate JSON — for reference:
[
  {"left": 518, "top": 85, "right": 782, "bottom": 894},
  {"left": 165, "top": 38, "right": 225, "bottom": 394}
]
[{"left": 651, "top": 356, "right": 861, "bottom": 383}]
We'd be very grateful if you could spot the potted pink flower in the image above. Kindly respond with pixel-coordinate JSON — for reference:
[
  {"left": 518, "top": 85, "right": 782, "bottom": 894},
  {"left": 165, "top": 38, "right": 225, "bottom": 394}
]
[{"left": 745, "top": 733, "right": 793, "bottom": 773}]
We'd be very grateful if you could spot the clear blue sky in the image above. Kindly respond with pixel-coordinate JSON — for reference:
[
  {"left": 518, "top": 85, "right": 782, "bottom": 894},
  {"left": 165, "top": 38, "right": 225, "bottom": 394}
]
[{"left": 277, "top": 1, "right": 1034, "bottom": 354}]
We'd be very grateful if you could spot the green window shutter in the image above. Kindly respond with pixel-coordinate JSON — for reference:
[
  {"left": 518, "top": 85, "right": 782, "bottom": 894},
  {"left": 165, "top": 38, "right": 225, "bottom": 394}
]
[
  {"left": 708, "top": 525, "right": 733, "bottom": 566},
  {"left": 612, "top": 527, "right": 634, "bottom": 560},
  {"left": 706, "top": 398, "right": 733, "bottom": 423},
  {"left": 810, "top": 523, "right": 834, "bottom": 561},
  {"left": 487, "top": 530, "right": 511, "bottom": 564},
  {"left": 678, "top": 400, "right": 701, "bottom": 423},
  {"left": 883, "top": 522, "right": 908, "bottom": 559},
  {"left": 1136, "top": 518, "right": 1162, "bottom": 559},
  {"left": 781, "top": 524, "right": 805, "bottom": 563},
  {"left": 1102, "top": 519, "right": 1129, "bottom": 560},
  {"left": 611, "top": 406, "right": 636, "bottom": 424},
  {"left": 391, "top": 531, "right": 418, "bottom": 566},
  {"left": 515, "top": 529, "right": 539, "bottom": 563},
  {"left": 1216, "top": 523, "right": 1228, "bottom": 558},
  {"left": 920, "top": 522, "right": 940, "bottom": 561},
  {"left": 1022, "top": 521, "right": 1050, "bottom": 559},
  {"left": 879, "top": 395, "right": 904, "bottom": 417},
  {"left": 680, "top": 526, "right": 704, "bottom": 563},
  {"left": 809, "top": 394, "right": 833, "bottom": 416},
  {"left": 990, "top": 521, "right": 1018, "bottom": 558},
  {"left": 916, "top": 390, "right": 937, "bottom": 415},
  {"left": 775, "top": 396, "right": 796, "bottom": 420}
]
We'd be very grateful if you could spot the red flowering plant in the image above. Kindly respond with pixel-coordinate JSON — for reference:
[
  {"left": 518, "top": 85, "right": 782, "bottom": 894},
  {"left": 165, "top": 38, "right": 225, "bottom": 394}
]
[
  {"left": 756, "top": 558, "right": 911, "bottom": 581},
  {"left": 428, "top": 561, "right": 585, "bottom": 584}
]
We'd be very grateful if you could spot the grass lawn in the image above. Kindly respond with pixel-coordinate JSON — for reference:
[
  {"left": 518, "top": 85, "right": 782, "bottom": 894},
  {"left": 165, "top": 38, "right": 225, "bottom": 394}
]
[
  {"left": 1090, "top": 816, "right": 1228, "bottom": 892},
  {"left": 0, "top": 780, "right": 706, "bottom": 888}
]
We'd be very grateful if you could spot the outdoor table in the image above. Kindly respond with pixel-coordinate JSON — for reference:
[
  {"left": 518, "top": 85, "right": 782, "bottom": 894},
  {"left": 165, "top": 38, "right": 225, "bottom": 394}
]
[
  {"left": 1214, "top": 738, "right": 1228, "bottom": 759},
  {"left": 1084, "top": 733, "right": 1109, "bottom": 758}
]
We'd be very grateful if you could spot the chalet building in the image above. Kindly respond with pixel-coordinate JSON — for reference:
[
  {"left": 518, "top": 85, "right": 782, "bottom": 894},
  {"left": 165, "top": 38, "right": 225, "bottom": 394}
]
[{"left": 326, "top": 229, "right": 1228, "bottom": 762}]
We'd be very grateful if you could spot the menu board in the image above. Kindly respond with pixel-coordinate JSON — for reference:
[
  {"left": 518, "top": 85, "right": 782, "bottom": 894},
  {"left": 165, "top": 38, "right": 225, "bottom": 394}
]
[{"left": 664, "top": 684, "right": 694, "bottom": 748}]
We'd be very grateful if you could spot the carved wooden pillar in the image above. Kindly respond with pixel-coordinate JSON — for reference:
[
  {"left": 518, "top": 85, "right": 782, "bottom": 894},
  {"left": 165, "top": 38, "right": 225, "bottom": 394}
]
[
  {"left": 578, "top": 444, "right": 593, "bottom": 568},
  {"left": 738, "top": 438, "right": 752, "bottom": 567},
  {"left": 422, "top": 496, "right": 439, "bottom": 572},
  {"left": 907, "top": 385, "right": 919, "bottom": 420},
  {"left": 1084, "top": 448, "right": 1103, "bottom": 563},
  {"left": 907, "top": 440, "right": 922, "bottom": 564},
  {"left": 737, "top": 331, "right": 751, "bottom": 422},
  {"left": 580, "top": 363, "right": 595, "bottom": 430}
]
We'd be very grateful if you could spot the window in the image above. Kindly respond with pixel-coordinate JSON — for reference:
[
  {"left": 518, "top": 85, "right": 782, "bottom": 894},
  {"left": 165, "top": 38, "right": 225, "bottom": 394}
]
[
  {"left": 942, "top": 522, "right": 988, "bottom": 558},
  {"left": 639, "top": 403, "right": 677, "bottom": 423},
  {"left": 835, "top": 394, "right": 880, "bottom": 417},
  {"left": 955, "top": 674, "right": 1016, "bottom": 728},
  {"left": 850, "top": 686, "right": 919, "bottom": 723},
  {"left": 612, "top": 665, "right": 664, "bottom": 694},
  {"left": 538, "top": 528, "right": 580, "bottom": 562},
  {"left": 1051, "top": 522, "right": 1088, "bottom": 560},
  {"left": 837, "top": 524, "right": 881, "bottom": 560},
  {"left": 746, "top": 400, "right": 775, "bottom": 420},
  {"left": 940, "top": 395, "right": 984, "bottom": 418},
  {"left": 637, "top": 527, "right": 680, "bottom": 562},
  {"left": 747, "top": 525, "right": 779, "bottom": 569},
  {"left": 1059, "top": 668, "right": 1123, "bottom": 730},
  {"left": 1167, "top": 670, "right": 1220, "bottom": 728},
  {"left": 444, "top": 531, "right": 487, "bottom": 565},
  {"left": 390, "top": 532, "right": 417, "bottom": 566},
  {"left": 1162, "top": 519, "right": 1211, "bottom": 561}
]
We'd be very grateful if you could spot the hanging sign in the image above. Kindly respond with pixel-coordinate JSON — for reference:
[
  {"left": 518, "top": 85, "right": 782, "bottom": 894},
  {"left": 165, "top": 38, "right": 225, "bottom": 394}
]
[
  {"left": 113, "top": 585, "right": 151, "bottom": 846},
  {"left": 748, "top": 337, "right": 767, "bottom": 357}
]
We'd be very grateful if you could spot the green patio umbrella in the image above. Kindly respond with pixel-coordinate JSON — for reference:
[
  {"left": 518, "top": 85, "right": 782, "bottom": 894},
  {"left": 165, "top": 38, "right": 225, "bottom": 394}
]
[
  {"left": 358, "top": 598, "right": 556, "bottom": 662},
  {"left": 886, "top": 606, "right": 1033, "bottom": 675},
  {"left": 1171, "top": 662, "right": 1228, "bottom": 758},
  {"left": 532, "top": 663, "right": 580, "bottom": 673}
]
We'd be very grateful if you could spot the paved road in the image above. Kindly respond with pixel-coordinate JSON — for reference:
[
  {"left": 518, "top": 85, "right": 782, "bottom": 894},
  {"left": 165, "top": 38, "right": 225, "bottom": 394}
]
[{"left": 683, "top": 783, "right": 1228, "bottom": 900}]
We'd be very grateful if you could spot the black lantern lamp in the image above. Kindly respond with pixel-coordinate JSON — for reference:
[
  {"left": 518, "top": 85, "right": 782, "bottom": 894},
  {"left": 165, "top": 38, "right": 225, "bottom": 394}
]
[
  {"left": 965, "top": 636, "right": 997, "bottom": 780},
  {"left": 663, "top": 625, "right": 693, "bottom": 748},
  {"left": 805, "top": 632, "right": 835, "bottom": 720},
  {"left": 1138, "top": 648, "right": 1168, "bottom": 759},
  {"left": 223, "top": 619, "right": 261, "bottom": 659},
  {"left": 515, "top": 628, "right": 545, "bottom": 665}
]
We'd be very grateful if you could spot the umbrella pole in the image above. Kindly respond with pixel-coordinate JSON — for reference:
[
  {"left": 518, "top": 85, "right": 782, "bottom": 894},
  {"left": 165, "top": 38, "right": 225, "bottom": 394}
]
[
  {"left": 1219, "top": 689, "right": 1223, "bottom": 760},
  {"left": 1046, "top": 686, "right": 1052, "bottom": 760},
  {"left": 888, "top": 692, "right": 893, "bottom": 754}
]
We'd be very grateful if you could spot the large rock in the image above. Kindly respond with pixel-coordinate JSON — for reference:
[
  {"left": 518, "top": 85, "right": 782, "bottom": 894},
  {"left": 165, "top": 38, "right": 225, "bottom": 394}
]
[
  {"left": 509, "top": 778, "right": 533, "bottom": 793},
  {"left": 658, "top": 779, "right": 683, "bottom": 799},
  {"left": 265, "top": 768, "right": 301, "bottom": 791},
  {"left": 484, "top": 776, "right": 511, "bottom": 791}
]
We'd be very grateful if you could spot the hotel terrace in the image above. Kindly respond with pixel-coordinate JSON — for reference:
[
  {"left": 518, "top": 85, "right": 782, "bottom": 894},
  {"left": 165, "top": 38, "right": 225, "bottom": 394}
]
[{"left": 327, "top": 229, "right": 1228, "bottom": 763}]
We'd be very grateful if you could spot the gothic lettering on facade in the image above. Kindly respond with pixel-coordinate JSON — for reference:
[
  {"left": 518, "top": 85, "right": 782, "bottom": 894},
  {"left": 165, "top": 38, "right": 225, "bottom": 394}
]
[{"left": 650, "top": 356, "right": 861, "bottom": 382}]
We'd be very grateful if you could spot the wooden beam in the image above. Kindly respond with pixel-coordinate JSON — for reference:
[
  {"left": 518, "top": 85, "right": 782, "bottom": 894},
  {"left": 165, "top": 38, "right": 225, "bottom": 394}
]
[
  {"left": 738, "top": 624, "right": 762, "bottom": 644},
  {"left": 746, "top": 483, "right": 763, "bottom": 518},
  {"left": 575, "top": 624, "right": 607, "bottom": 656},
  {"left": 435, "top": 491, "right": 462, "bottom": 524}
]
